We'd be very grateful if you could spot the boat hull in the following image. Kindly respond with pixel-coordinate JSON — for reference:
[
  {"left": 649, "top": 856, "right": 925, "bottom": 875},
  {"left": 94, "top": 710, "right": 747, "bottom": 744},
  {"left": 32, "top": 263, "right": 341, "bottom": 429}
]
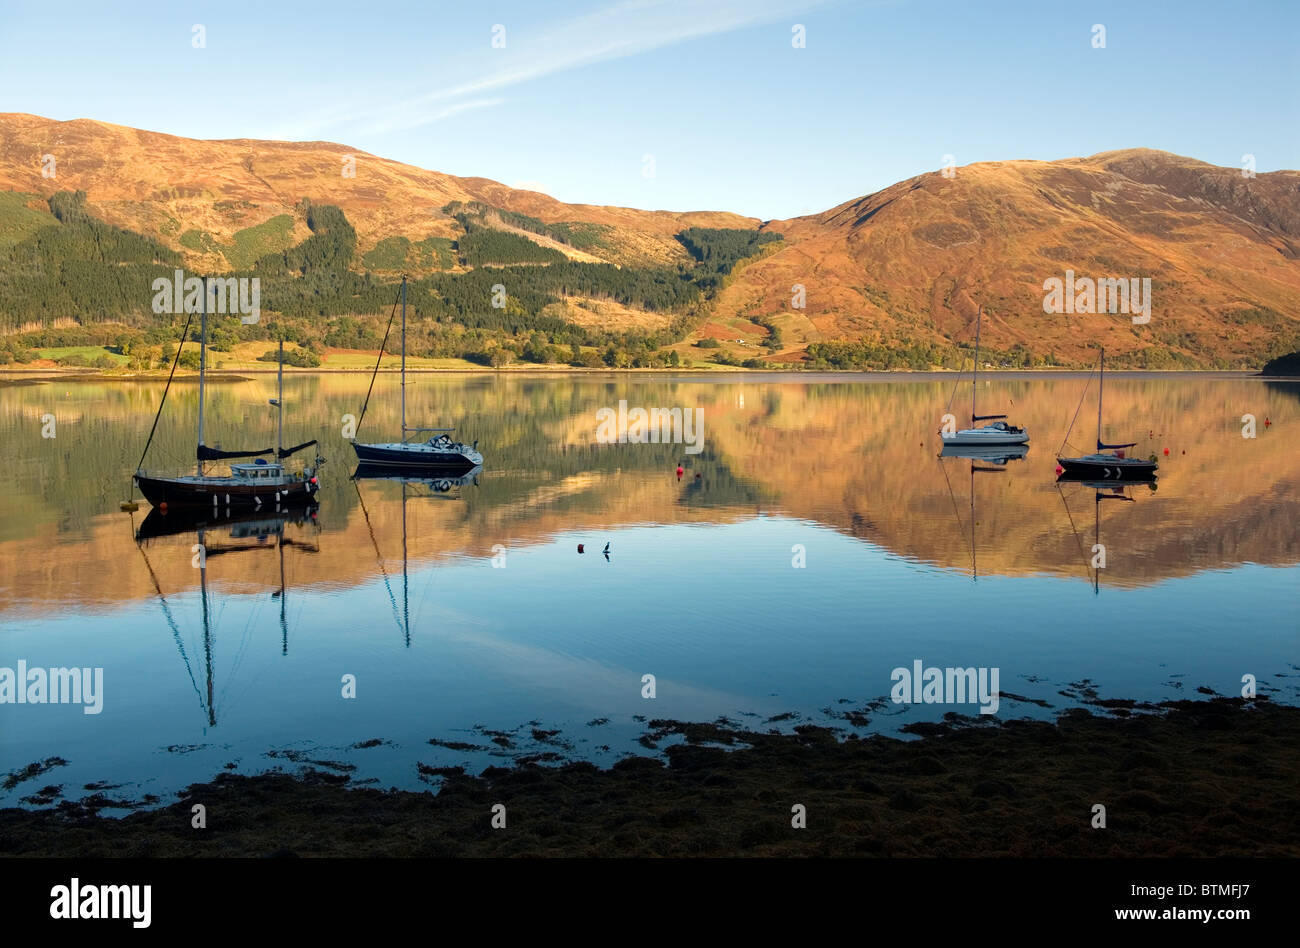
[
  {"left": 940, "top": 443, "right": 1029, "bottom": 463},
  {"left": 134, "top": 473, "right": 319, "bottom": 509},
  {"left": 942, "top": 430, "right": 1030, "bottom": 447},
  {"left": 353, "top": 463, "right": 482, "bottom": 488},
  {"left": 946, "top": 426, "right": 1024, "bottom": 444},
  {"left": 351, "top": 441, "right": 481, "bottom": 471},
  {"left": 1056, "top": 456, "right": 1158, "bottom": 480}
]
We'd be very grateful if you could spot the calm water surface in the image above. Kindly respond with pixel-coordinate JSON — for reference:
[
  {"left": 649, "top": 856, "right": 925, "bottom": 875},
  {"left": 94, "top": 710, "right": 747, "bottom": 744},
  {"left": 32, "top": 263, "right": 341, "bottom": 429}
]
[{"left": 2, "top": 372, "right": 1297, "bottom": 808}]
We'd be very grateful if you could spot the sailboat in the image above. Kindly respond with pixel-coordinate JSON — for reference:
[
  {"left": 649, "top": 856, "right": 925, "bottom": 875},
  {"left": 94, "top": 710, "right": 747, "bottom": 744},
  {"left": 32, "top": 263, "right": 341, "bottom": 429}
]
[
  {"left": 1056, "top": 348, "right": 1158, "bottom": 480},
  {"left": 351, "top": 275, "right": 483, "bottom": 471},
  {"left": 941, "top": 307, "right": 1029, "bottom": 447},
  {"left": 133, "top": 279, "right": 323, "bottom": 509}
]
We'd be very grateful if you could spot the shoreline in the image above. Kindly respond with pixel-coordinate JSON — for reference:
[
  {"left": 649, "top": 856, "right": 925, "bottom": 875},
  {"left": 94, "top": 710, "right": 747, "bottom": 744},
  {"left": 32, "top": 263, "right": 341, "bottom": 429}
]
[
  {"left": 1, "top": 367, "right": 1288, "bottom": 385},
  {"left": 2, "top": 697, "right": 1295, "bottom": 857}
]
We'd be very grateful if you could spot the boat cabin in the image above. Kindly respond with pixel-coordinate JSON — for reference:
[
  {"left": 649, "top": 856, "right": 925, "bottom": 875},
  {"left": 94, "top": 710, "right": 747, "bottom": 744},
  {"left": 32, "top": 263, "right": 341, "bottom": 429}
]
[{"left": 231, "top": 460, "right": 286, "bottom": 480}]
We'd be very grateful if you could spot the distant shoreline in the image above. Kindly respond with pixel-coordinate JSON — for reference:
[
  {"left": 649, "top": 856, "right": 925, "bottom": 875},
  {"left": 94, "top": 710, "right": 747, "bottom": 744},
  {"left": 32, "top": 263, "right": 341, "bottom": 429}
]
[{"left": 0, "top": 367, "right": 1286, "bottom": 384}]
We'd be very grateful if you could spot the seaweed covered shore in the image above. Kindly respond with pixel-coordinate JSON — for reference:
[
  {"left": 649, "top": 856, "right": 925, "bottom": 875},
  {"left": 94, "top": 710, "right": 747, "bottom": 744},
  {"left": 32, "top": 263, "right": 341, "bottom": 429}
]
[{"left": 2, "top": 698, "right": 1297, "bottom": 858}]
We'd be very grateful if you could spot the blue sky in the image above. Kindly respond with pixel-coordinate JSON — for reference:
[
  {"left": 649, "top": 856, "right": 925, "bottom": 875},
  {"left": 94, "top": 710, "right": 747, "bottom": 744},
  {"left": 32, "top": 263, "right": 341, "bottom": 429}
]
[{"left": 1, "top": 0, "right": 1295, "bottom": 219}]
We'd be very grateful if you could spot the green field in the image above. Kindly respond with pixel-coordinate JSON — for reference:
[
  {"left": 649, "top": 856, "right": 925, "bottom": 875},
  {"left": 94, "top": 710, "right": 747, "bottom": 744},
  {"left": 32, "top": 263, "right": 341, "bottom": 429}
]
[
  {"left": 548, "top": 221, "right": 614, "bottom": 251},
  {"left": 0, "top": 191, "right": 54, "bottom": 247},
  {"left": 202, "top": 346, "right": 484, "bottom": 372},
  {"left": 35, "top": 346, "right": 129, "bottom": 366},
  {"left": 178, "top": 228, "right": 222, "bottom": 254},
  {"left": 413, "top": 236, "right": 456, "bottom": 269},
  {"left": 223, "top": 214, "right": 296, "bottom": 268},
  {"left": 176, "top": 214, "right": 297, "bottom": 268},
  {"left": 314, "top": 352, "right": 478, "bottom": 370},
  {"left": 361, "top": 236, "right": 410, "bottom": 270},
  {"left": 362, "top": 235, "right": 456, "bottom": 272}
]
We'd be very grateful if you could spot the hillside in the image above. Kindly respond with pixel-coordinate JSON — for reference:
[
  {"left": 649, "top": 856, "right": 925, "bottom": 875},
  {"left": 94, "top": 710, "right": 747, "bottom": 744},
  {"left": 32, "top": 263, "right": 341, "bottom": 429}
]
[
  {"left": 0, "top": 113, "right": 1297, "bottom": 369},
  {"left": 0, "top": 113, "right": 754, "bottom": 270},
  {"left": 720, "top": 150, "right": 1300, "bottom": 368}
]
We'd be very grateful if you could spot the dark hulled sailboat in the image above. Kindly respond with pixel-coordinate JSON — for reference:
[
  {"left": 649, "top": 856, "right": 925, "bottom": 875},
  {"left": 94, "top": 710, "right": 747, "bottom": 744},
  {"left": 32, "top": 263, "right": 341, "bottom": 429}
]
[
  {"left": 132, "top": 279, "right": 323, "bottom": 509},
  {"left": 1056, "top": 349, "right": 1158, "bottom": 480},
  {"left": 351, "top": 276, "right": 483, "bottom": 472}
]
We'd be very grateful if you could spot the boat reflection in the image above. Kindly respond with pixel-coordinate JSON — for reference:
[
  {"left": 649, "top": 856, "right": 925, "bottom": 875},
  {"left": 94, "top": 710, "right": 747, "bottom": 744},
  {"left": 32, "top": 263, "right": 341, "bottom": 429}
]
[
  {"left": 938, "top": 443, "right": 1029, "bottom": 465},
  {"left": 351, "top": 465, "right": 482, "bottom": 646},
  {"left": 135, "top": 503, "right": 321, "bottom": 542},
  {"left": 353, "top": 463, "right": 483, "bottom": 494},
  {"left": 1056, "top": 478, "right": 1157, "bottom": 595},
  {"left": 131, "top": 505, "right": 322, "bottom": 726},
  {"left": 938, "top": 445, "right": 1020, "bottom": 581}
]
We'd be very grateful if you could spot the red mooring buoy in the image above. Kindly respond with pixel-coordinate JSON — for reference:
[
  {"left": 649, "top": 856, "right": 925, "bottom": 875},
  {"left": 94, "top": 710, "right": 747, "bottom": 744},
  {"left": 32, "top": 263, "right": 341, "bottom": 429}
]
[{"left": 577, "top": 544, "right": 584, "bottom": 554}]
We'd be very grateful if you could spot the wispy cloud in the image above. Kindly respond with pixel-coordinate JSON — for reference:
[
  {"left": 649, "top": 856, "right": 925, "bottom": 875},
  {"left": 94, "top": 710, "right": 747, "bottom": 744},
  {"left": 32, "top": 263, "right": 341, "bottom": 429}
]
[
  {"left": 418, "top": 98, "right": 507, "bottom": 126},
  {"left": 298, "top": 0, "right": 829, "bottom": 137},
  {"left": 271, "top": 94, "right": 506, "bottom": 142}
]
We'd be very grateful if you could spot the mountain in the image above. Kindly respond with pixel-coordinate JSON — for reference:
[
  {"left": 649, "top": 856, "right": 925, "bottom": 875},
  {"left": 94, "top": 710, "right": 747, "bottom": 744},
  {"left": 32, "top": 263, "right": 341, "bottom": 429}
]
[
  {"left": 0, "top": 113, "right": 753, "bottom": 269},
  {"left": 719, "top": 150, "right": 1300, "bottom": 368},
  {"left": 1, "top": 113, "right": 1297, "bottom": 369}
]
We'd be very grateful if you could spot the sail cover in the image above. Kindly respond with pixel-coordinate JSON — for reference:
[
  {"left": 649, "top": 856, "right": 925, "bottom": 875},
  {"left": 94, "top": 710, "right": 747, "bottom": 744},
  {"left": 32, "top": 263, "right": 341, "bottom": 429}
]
[
  {"left": 278, "top": 439, "right": 318, "bottom": 459},
  {"left": 197, "top": 445, "right": 273, "bottom": 461},
  {"left": 1098, "top": 440, "right": 1138, "bottom": 450}
]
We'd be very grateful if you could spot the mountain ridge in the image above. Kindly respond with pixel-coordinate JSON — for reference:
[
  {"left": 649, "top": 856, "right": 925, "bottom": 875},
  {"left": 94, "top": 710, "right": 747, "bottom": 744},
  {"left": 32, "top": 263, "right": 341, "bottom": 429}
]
[
  {"left": 1, "top": 112, "right": 1298, "bottom": 369},
  {"left": 0, "top": 113, "right": 757, "bottom": 259}
]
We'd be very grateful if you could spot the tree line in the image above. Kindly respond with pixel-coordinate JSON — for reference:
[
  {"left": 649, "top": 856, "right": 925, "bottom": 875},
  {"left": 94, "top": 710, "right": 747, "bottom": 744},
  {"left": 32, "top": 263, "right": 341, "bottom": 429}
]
[{"left": 0, "top": 193, "right": 784, "bottom": 368}]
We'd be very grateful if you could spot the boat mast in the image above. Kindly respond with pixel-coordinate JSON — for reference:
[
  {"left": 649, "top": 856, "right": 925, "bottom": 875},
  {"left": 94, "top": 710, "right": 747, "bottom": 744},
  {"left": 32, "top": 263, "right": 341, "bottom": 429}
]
[
  {"left": 197, "top": 276, "right": 208, "bottom": 476},
  {"left": 1097, "top": 347, "right": 1105, "bottom": 449},
  {"left": 276, "top": 338, "right": 284, "bottom": 458},
  {"left": 972, "top": 307, "right": 980, "bottom": 424},
  {"left": 400, "top": 274, "right": 407, "bottom": 438}
]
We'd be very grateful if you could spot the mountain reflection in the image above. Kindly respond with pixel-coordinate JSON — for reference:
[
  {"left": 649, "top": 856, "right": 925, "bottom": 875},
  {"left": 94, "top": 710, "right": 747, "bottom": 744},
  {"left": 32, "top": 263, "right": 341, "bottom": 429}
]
[{"left": 1, "top": 373, "right": 1297, "bottom": 614}]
